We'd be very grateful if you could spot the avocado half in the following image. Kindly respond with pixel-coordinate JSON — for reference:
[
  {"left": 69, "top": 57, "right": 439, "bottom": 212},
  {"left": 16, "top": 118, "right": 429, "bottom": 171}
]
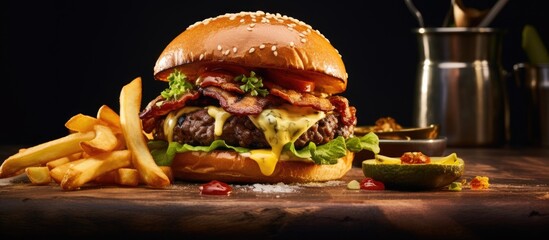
[{"left": 362, "top": 157, "right": 464, "bottom": 190}]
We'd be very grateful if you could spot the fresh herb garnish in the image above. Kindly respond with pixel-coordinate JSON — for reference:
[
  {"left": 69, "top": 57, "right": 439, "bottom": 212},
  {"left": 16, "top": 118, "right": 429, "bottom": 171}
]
[
  {"left": 161, "top": 69, "right": 193, "bottom": 100},
  {"left": 236, "top": 71, "right": 269, "bottom": 97}
]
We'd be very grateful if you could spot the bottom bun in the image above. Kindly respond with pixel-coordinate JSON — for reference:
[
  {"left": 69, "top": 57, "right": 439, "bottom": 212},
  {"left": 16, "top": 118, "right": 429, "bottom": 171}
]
[{"left": 170, "top": 150, "right": 354, "bottom": 183}]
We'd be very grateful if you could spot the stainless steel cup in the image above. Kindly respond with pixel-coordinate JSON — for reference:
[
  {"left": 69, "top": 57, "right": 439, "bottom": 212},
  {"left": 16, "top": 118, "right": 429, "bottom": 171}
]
[
  {"left": 511, "top": 63, "right": 549, "bottom": 147},
  {"left": 412, "top": 28, "right": 505, "bottom": 147}
]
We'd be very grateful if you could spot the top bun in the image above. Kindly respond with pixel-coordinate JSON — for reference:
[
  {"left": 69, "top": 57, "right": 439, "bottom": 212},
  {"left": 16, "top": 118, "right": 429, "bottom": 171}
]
[{"left": 153, "top": 11, "right": 347, "bottom": 94}]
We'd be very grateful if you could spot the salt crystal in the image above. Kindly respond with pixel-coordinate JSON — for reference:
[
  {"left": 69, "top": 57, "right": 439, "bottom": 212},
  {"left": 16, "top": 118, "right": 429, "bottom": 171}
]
[{"left": 251, "top": 182, "right": 300, "bottom": 193}]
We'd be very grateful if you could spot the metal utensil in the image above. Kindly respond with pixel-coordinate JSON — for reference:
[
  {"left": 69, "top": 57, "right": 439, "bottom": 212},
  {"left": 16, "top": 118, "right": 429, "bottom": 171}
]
[
  {"left": 404, "top": 0, "right": 424, "bottom": 28},
  {"left": 442, "top": 1, "right": 455, "bottom": 27},
  {"left": 478, "top": 0, "right": 509, "bottom": 27}
]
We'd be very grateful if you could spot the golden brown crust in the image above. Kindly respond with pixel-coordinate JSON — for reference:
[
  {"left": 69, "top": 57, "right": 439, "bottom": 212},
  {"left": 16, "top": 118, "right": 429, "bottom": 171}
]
[
  {"left": 170, "top": 151, "right": 354, "bottom": 183},
  {"left": 154, "top": 11, "right": 347, "bottom": 94}
]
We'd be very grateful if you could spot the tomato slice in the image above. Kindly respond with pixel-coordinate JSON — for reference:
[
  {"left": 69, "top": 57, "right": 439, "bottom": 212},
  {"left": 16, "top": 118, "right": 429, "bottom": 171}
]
[
  {"left": 196, "top": 71, "right": 234, "bottom": 85},
  {"left": 264, "top": 69, "right": 315, "bottom": 92}
]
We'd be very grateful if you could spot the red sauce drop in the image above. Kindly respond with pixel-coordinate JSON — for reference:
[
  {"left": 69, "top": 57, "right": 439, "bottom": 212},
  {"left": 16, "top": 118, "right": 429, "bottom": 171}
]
[
  {"left": 360, "top": 178, "right": 385, "bottom": 190},
  {"left": 199, "top": 180, "right": 233, "bottom": 195}
]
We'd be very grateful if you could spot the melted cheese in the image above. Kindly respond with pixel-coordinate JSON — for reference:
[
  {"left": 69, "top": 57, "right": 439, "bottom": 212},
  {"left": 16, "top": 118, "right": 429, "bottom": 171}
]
[
  {"left": 248, "top": 105, "right": 325, "bottom": 176},
  {"left": 207, "top": 106, "right": 231, "bottom": 137},
  {"left": 162, "top": 105, "right": 325, "bottom": 176},
  {"left": 163, "top": 107, "right": 202, "bottom": 142}
]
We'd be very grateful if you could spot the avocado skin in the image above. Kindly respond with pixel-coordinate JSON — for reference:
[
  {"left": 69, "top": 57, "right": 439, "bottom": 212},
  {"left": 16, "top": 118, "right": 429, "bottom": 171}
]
[{"left": 362, "top": 158, "right": 464, "bottom": 190}]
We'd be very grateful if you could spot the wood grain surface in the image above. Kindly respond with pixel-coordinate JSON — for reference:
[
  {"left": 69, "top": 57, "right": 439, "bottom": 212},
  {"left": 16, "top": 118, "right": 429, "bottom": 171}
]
[{"left": 1, "top": 146, "right": 548, "bottom": 239}]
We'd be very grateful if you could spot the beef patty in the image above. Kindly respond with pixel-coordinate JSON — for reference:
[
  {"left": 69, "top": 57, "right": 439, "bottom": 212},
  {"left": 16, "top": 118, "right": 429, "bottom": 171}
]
[{"left": 152, "top": 109, "right": 353, "bottom": 149}]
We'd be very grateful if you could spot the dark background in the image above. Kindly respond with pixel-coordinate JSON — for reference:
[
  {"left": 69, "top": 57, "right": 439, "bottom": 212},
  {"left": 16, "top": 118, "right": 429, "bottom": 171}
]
[{"left": 1, "top": 0, "right": 547, "bottom": 145}]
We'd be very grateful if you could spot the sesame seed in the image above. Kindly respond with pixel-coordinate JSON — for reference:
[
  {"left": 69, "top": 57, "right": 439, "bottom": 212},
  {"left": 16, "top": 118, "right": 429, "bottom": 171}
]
[
  {"left": 301, "top": 38, "right": 307, "bottom": 43},
  {"left": 247, "top": 27, "right": 253, "bottom": 31},
  {"left": 273, "top": 51, "right": 278, "bottom": 56},
  {"left": 289, "top": 41, "right": 295, "bottom": 47},
  {"left": 224, "top": 49, "right": 230, "bottom": 55},
  {"left": 249, "top": 47, "right": 255, "bottom": 53},
  {"left": 251, "top": 18, "right": 256, "bottom": 22},
  {"left": 199, "top": 54, "right": 204, "bottom": 60},
  {"left": 240, "top": 19, "right": 245, "bottom": 23},
  {"left": 271, "top": 45, "right": 277, "bottom": 51},
  {"left": 259, "top": 44, "right": 265, "bottom": 49},
  {"left": 217, "top": 45, "right": 222, "bottom": 51},
  {"left": 233, "top": 47, "right": 237, "bottom": 53},
  {"left": 249, "top": 23, "right": 255, "bottom": 28},
  {"left": 229, "top": 15, "right": 236, "bottom": 20}
]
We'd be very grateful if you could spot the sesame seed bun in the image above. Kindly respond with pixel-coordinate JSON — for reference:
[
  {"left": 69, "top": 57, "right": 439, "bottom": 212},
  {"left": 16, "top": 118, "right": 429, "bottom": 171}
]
[
  {"left": 170, "top": 150, "right": 355, "bottom": 183},
  {"left": 153, "top": 11, "right": 347, "bottom": 94},
  {"left": 144, "top": 11, "right": 361, "bottom": 184}
]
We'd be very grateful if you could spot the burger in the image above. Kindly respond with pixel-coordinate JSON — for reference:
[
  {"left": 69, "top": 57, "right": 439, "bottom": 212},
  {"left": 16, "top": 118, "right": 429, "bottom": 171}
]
[{"left": 140, "top": 11, "right": 379, "bottom": 183}]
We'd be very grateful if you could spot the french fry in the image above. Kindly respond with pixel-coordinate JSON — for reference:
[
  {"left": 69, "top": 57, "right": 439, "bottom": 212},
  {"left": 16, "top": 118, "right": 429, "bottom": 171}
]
[
  {"left": 94, "top": 169, "right": 118, "bottom": 184},
  {"left": 120, "top": 77, "right": 170, "bottom": 188},
  {"left": 65, "top": 114, "right": 103, "bottom": 133},
  {"left": 116, "top": 168, "right": 139, "bottom": 186},
  {"left": 46, "top": 152, "right": 83, "bottom": 171},
  {"left": 0, "top": 132, "right": 95, "bottom": 178},
  {"left": 60, "top": 150, "right": 132, "bottom": 190},
  {"left": 46, "top": 151, "right": 83, "bottom": 170},
  {"left": 160, "top": 166, "right": 174, "bottom": 183},
  {"left": 97, "top": 105, "right": 122, "bottom": 131},
  {"left": 46, "top": 156, "right": 71, "bottom": 170},
  {"left": 80, "top": 124, "right": 119, "bottom": 154},
  {"left": 139, "top": 166, "right": 174, "bottom": 184},
  {"left": 95, "top": 168, "right": 139, "bottom": 187},
  {"left": 25, "top": 167, "right": 52, "bottom": 185},
  {"left": 50, "top": 159, "right": 86, "bottom": 183}
]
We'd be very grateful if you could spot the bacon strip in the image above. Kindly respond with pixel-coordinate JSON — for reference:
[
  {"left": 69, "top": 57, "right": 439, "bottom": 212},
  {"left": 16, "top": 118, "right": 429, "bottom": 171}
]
[
  {"left": 329, "top": 96, "right": 357, "bottom": 126},
  {"left": 139, "top": 74, "right": 357, "bottom": 133},
  {"left": 198, "top": 72, "right": 244, "bottom": 94},
  {"left": 201, "top": 86, "right": 274, "bottom": 116},
  {"left": 139, "top": 91, "right": 200, "bottom": 119},
  {"left": 268, "top": 84, "right": 334, "bottom": 112},
  {"left": 139, "top": 91, "right": 201, "bottom": 132}
]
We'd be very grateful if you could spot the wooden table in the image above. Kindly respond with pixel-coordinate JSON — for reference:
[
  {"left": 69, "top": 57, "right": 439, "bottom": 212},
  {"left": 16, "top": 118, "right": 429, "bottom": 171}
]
[{"left": 1, "top": 146, "right": 548, "bottom": 239}]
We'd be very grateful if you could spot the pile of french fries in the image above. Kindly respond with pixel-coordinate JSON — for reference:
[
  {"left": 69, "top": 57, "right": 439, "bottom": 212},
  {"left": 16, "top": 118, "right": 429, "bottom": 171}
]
[{"left": 0, "top": 78, "right": 172, "bottom": 190}]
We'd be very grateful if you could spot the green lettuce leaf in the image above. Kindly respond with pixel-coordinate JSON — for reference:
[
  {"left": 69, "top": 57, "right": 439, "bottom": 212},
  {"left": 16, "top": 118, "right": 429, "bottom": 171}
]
[
  {"left": 148, "top": 140, "right": 249, "bottom": 166},
  {"left": 148, "top": 132, "right": 380, "bottom": 166},
  {"left": 345, "top": 132, "right": 380, "bottom": 154},
  {"left": 285, "top": 133, "right": 380, "bottom": 165}
]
